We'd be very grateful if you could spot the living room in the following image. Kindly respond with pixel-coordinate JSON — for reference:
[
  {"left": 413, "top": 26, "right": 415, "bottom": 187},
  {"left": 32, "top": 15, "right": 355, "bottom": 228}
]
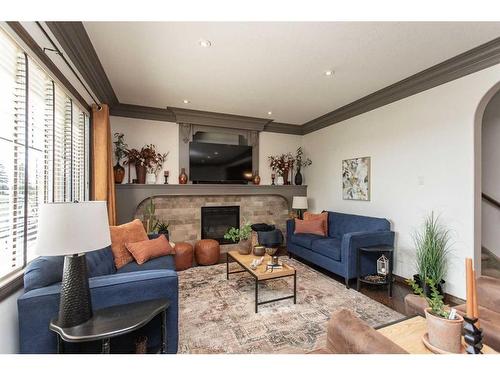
[{"left": 2, "top": 0, "right": 500, "bottom": 372}]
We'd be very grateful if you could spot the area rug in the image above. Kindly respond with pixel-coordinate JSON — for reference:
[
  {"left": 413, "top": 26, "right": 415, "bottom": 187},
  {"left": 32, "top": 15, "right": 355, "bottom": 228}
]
[{"left": 178, "top": 259, "right": 404, "bottom": 353}]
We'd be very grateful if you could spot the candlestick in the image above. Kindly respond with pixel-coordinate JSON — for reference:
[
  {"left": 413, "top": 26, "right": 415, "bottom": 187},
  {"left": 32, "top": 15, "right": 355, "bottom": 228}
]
[
  {"left": 472, "top": 270, "right": 480, "bottom": 325},
  {"left": 271, "top": 173, "right": 276, "bottom": 185},
  {"left": 164, "top": 170, "right": 169, "bottom": 184}
]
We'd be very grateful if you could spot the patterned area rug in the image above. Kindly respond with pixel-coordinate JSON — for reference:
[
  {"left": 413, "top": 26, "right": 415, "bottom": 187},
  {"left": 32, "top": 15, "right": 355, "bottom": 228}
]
[{"left": 178, "top": 259, "right": 404, "bottom": 353}]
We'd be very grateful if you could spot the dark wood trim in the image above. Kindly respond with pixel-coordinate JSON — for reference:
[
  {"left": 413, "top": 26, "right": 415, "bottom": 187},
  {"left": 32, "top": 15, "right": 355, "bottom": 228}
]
[
  {"left": 0, "top": 273, "right": 23, "bottom": 302},
  {"left": 46, "top": 22, "right": 118, "bottom": 106},
  {"left": 264, "top": 122, "right": 303, "bottom": 135},
  {"left": 302, "top": 37, "right": 500, "bottom": 134},
  {"left": 110, "top": 103, "right": 176, "bottom": 123},
  {"left": 6, "top": 22, "right": 89, "bottom": 110},
  {"left": 168, "top": 107, "right": 272, "bottom": 131}
]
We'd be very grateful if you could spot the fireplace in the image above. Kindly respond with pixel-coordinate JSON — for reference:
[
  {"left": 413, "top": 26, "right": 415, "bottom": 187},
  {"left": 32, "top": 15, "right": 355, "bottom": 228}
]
[{"left": 201, "top": 206, "right": 240, "bottom": 244}]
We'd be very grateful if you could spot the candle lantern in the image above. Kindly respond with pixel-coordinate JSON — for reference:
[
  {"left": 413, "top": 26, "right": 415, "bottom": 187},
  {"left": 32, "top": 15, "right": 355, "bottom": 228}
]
[{"left": 377, "top": 254, "right": 389, "bottom": 276}]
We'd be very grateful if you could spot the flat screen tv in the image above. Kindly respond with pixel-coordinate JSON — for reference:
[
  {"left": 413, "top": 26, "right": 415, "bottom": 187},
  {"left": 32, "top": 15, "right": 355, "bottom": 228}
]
[{"left": 189, "top": 142, "right": 253, "bottom": 184}]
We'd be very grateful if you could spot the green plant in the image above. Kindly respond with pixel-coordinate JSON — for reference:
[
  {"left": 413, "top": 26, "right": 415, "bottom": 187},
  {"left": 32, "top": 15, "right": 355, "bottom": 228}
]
[
  {"left": 295, "top": 147, "right": 312, "bottom": 170},
  {"left": 407, "top": 277, "right": 452, "bottom": 319},
  {"left": 113, "top": 133, "right": 127, "bottom": 162},
  {"left": 156, "top": 221, "right": 170, "bottom": 233},
  {"left": 143, "top": 198, "right": 157, "bottom": 233},
  {"left": 223, "top": 222, "right": 252, "bottom": 242},
  {"left": 414, "top": 212, "right": 451, "bottom": 284}
]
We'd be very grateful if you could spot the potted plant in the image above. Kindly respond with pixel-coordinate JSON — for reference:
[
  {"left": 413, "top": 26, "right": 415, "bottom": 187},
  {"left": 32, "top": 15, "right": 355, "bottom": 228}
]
[
  {"left": 156, "top": 221, "right": 170, "bottom": 239},
  {"left": 224, "top": 222, "right": 253, "bottom": 255},
  {"left": 413, "top": 212, "right": 451, "bottom": 297},
  {"left": 294, "top": 147, "right": 312, "bottom": 185},
  {"left": 142, "top": 198, "right": 157, "bottom": 234},
  {"left": 113, "top": 133, "right": 127, "bottom": 184},
  {"left": 407, "top": 278, "right": 463, "bottom": 353},
  {"left": 124, "top": 145, "right": 168, "bottom": 184},
  {"left": 268, "top": 152, "right": 295, "bottom": 185},
  {"left": 124, "top": 148, "right": 146, "bottom": 183}
]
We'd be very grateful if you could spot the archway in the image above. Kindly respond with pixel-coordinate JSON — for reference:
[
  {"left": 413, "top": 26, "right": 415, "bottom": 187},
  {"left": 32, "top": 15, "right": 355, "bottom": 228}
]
[{"left": 475, "top": 81, "right": 500, "bottom": 277}]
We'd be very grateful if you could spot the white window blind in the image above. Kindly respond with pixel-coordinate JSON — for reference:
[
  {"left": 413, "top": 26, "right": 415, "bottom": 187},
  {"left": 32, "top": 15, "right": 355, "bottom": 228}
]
[{"left": 0, "top": 28, "right": 90, "bottom": 282}]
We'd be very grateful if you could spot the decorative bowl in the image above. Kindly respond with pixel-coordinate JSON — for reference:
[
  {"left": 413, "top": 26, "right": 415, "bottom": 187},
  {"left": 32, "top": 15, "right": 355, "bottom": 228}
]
[{"left": 265, "top": 247, "right": 278, "bottom": 256}]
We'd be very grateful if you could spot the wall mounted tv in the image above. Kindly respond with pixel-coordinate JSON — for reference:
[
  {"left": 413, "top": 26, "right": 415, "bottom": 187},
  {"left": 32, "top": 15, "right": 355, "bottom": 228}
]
[{"left": 189, "top": 142, "right": 253, "bottom": 184}]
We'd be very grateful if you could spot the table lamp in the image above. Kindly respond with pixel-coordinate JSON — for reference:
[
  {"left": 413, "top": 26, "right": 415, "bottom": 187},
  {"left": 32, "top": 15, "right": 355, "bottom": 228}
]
[
  {"left": 36, "top": 201, "right": 111, "bottom": 328},
  {"left": 292, "top": 196, "right": 308, "bottom": 219}
]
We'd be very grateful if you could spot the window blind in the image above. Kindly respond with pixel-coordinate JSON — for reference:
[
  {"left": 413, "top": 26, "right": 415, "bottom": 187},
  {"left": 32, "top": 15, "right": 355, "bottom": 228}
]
[{"left": 0, "top": 27, "right": 90, "bottom": 282}]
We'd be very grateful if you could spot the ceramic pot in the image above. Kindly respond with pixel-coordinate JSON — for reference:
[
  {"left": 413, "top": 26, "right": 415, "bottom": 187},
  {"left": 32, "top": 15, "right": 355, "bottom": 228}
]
[
  {"left": 179, "top": 168, "right": 188, "bottom": 184},
  {"left": 252, "top": 171, "right": 261, "bottom": 185},
  {"left": 424, "top": 307, "right": 463, "bottom": 353},
  {"left": 276, "top": 176, "right": 284, "bottom": 185},
  {"left": 113, "top": 162, "right": 125, "bottom": 184},
  {"left": 238, "top": 239, "right": 252, "bottom": 255},
  {"left": 294, "top": 167, "right": 303, "bottom": 185},
  {"left": 283, "top": 168, "right": 289, "bottom": 185},
  {"left": 253, "top": 245, "right": 265, "bottom": 256},
  {"left": 146, "top": 173, "right": 157, "bottom": 184},
  {"left": 135, "top": 163, "right": 146, "bottom": 184}
]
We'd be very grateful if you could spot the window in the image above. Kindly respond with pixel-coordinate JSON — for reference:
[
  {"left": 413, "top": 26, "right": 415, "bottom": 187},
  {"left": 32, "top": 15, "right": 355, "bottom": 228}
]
[{"left": 0, "top": 28, "right": 90, "bottom": 282}]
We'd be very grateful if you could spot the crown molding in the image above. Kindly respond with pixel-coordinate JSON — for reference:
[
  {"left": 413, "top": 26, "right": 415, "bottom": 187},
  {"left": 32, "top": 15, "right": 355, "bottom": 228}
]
[
  {"left": 46, "top": 21, "right": 118, "bottom": 106},
  {"left": 110, "top": 103, "right": 176, "bottom": 122},
  {"left": 264, "top": 122, "right": 303, "bottom": 135},
  {"left": 168, "top": 106, "right": 273, "bottom": 131},
  {"left": 302, "top": 36, "right": 500, "bottom": 134},
  {"left": 5, "top": 22, "right": 89, "bottom": 110}
]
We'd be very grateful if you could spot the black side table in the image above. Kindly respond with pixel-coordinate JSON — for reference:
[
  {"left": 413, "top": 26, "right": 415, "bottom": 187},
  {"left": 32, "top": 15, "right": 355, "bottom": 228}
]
[
  {"left": 356, "top": 245, "right": 394, "bottom": 297},
  {"left": 49, "top": 298, "right": 170, "bottom": 354}
]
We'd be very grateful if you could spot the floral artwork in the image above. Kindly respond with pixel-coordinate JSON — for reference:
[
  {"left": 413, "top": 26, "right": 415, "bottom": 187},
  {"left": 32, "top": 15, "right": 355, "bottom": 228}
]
[{"left": 342, "top": 157, "right": 370, "bottom": 201}]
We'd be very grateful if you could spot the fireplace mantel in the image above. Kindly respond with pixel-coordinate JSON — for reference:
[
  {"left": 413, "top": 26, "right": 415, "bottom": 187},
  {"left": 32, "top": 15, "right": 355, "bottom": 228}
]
[{"left": 115, "top": 184, "right": 308, "bottom": 224}]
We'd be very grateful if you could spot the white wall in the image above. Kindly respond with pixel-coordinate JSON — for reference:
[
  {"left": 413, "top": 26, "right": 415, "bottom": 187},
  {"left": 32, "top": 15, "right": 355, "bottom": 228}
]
[
  {"left": 110, "top": 116, "right": 179, "bottom": 184},
  {"left": 482, "top": 91, "right": 500, "bottom": 258},
  {"left": 303, "top": 64, "right": 500, "bottom": 299},
  {"left": 259, "top": 132, "right": 303, "bottom": 185},
  {"left": 0, "top": 290, "right": 22, "bottom": 353}
]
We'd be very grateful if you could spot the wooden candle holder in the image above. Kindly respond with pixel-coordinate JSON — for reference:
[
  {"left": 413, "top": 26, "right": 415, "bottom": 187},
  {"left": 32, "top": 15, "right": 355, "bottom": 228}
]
[{"left": 463, "top": 315, "right": 483, "bottom": 354}]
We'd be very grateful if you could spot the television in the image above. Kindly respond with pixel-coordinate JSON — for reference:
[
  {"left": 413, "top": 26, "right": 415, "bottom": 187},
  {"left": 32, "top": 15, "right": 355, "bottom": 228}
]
[{"left": 189, "top": 142, "right": 253, "bottom": 184}]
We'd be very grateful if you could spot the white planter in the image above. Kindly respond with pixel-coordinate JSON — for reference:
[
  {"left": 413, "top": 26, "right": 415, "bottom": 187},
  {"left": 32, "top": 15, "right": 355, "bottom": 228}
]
[
  {"left": 277, "top": 176, "right": 284, "bottom": 185},
  {"left": 146, "top": 173, "right": 157, "bottom": 184}
]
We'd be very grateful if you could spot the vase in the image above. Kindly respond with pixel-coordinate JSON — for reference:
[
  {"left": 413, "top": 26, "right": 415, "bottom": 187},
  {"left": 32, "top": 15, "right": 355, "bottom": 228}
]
[
  {"left": 252, "top": 171, "right": 261, "bottom": 185},
  {"left": 294, "top": 167, "right": 303, "bottom": 185},
  {"left": 283, "top": 167, "right": 290, "bottom": 185},
  {"left": 424, "top": 308, "right": 463, "bottom": 353},
  {"left": 135, "top": 163, "right": 146, "bottom": 184},
  {"left": 146, "top": 173, "right": 156, "bottom": 184},
  {"left": 238, "top": 239, "right": 252, "bottom": 255},
  {"left": 113, "top": 162, "right": 125, "bottom": 184},
  {"left": 276, "top": 176, "right": 284, "bottom": 185},
  {"left": 179, "top": 168, "right": 188, "bottom": 184}
]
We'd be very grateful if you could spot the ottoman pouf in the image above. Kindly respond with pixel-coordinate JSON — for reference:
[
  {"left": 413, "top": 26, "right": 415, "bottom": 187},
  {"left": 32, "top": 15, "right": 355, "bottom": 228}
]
[
  {"left": 174, "top": 242, "right": 194, "bottom": 271},
  {"left": 194, "top": 239, "right": 220, "bottom": 265}
]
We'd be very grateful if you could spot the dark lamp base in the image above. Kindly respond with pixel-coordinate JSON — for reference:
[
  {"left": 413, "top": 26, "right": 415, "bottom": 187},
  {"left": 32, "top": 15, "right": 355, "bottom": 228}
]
[
  {"left": 463, "top": 315, "right": 483, "bottom": 354},
  {"left": 57, "top": 253, "right": 93, "bottom": 328}
]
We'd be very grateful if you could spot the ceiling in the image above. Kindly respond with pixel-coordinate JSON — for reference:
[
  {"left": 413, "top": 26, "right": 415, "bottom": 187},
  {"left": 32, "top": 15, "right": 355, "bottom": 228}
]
[{"left": 84, "top": 22, "right": 500, "bottom": 124}]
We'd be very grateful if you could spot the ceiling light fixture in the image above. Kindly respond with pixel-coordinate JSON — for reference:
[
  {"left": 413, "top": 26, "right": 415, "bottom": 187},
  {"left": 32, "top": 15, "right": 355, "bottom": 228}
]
[
  {"left": 267, "top": 111, "right": 272, "bottom": 116},
  {"left": 183, "top": 99, "right": 190, "bottom": 104},
  {"left": 324, "top": 70, "right": 335, "bottom": 77},
  {"left": 199, "top": 39, "right": 212, "bottom": 48}
]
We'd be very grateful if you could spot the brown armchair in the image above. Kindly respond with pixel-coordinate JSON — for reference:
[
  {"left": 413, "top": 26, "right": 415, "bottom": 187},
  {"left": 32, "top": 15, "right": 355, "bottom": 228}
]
[
  {"left": 310, "top": 309, "right": 407, "bottom": 354},
  {"left": 404, "top": 276, "right": 500, "bottom": 351}
]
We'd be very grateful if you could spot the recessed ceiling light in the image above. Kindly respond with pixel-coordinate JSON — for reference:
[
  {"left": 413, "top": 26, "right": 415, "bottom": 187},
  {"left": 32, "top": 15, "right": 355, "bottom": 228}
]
[
  {"left": 324, "top": 70, "right": 335, "bottom": 77},
  {"left": 183, "top": 99, "right": 190, "bottom": 104},
  {"left": 199, "top": 39, "right": 212, "bottom": 48},
  {"left": 267, "top": 111, "right": 272, "bottom": 116}
]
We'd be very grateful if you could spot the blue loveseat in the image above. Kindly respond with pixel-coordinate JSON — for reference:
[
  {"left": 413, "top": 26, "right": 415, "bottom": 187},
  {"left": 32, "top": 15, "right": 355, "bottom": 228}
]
[
  {"left": 287, "top": 211, "right": 394, "bottom": 287},
  {"left": 17, "top": 235, "right": 178, "bottom": 354}
]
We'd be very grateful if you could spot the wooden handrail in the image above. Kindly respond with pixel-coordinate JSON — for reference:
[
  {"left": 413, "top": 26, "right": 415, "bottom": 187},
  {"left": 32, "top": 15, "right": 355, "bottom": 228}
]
[{"left": 482, "top": 193, "right": 500, "bottom": 210}]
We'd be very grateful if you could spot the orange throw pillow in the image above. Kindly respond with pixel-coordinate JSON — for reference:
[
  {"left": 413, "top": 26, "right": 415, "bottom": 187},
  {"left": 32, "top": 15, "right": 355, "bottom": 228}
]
[
  {"left": 110, "top": 219, "right": 149, "bottom": 269},
  {"left": 304, "top": 211, "right": 329, "bottom": 234},
  {"left": 294, "top": 217, "right": 327, "bottom": 236},
  {"left": 126, "top": 235, "right": 175, "bottom": 265}
]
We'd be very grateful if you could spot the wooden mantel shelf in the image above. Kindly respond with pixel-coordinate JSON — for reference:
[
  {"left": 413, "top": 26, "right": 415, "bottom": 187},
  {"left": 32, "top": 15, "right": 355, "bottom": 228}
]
[{"left": 115, "top": 183, "right": 307, "bottom": 224}]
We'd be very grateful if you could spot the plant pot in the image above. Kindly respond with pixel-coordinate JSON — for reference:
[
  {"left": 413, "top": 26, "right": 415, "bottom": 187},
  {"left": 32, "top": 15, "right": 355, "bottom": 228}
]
[
  {"left": 253, "top": 245, "right": 265, "bottom": 256},
  {"left": 252, "top": 171, "right": 261, "bottom": 185},
  {"left": 179, "top": 168, "right": 188, "bottom": 184},
  {"left": 294, "top": 167, "right": 303, "bottom": 185},
  {"left": 413, "top": 274, "right": 445, "bottom": 298},
  {"left": 158, "top": 229, "right": 169, "bottom": 240},
  {"left": 238, "top": 239, "right": 252, "bottom": 255},
  {"left": 283, "top": 168, "right": 289, "bottom": 185},
  {"left": 113, "top": 162, "right": 125, "bottom": 184},
  {"left": 146, "top": 173, "right": 157, "bottom": 184},
  {"left": 276, "top": 176, "right": 284, "bottom": 185},
  {"left": 424, "top": 307, "right": 463, "bottom": 353},
  {"left": 135, "top": 163, "right": 146, "bottom": 184}
]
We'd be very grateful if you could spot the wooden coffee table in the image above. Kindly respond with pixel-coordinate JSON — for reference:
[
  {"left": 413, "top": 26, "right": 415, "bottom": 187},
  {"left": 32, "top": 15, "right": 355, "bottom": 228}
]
[
  {"left": 376, "top": 316, "right": 497, "bottom": 354},
  {"left": 226, "top": 250, "right": 297, "bottom": 313}
]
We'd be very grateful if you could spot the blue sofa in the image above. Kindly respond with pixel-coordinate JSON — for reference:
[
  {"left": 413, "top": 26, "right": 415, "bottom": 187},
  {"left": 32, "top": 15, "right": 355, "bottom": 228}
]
[
  {"left": 287, "top": 211, "right": 394, "bottom": 287},
  {"left": 17, "top": 235, "right": 178, "bottom": 354}
]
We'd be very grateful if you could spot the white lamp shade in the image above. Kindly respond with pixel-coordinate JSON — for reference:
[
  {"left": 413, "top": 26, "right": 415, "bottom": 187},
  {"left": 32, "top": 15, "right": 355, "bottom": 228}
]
[
  {"left": 36, "top": 201, "right": 111, "bottom": 256},
  {"left": 292, "top": 196, "right": 308, "bottom": 210}
]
